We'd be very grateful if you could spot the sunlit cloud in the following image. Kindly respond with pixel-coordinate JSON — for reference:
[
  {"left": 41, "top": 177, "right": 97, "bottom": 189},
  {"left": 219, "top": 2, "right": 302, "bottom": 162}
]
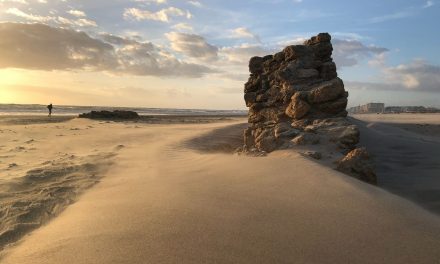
[
  {"left": 165, "top": 32, "right": 218, "bottom": 61},
  {"left": 172, "top": 22, "right": 193, "bottom": 32},
  {"left": 0, "top": 0, "right": 28, "bottom": 4},
  {"left": 6, "top": 7, "right": 51, "bottom": 22},
  {"left": 5, "top": 8, "right": 97, "bottom": 27},
  {"left": 0, "top": 23, "right": 214, "bottom": 78},
  {"left": 67, "top": 9, "right": 86, "bottom": 17},
  {"left": 123, "top": 7, "right": 192, "bottom": 22},
  {"left": 230, "top": 27, "right": 261, "bottom": 43}
]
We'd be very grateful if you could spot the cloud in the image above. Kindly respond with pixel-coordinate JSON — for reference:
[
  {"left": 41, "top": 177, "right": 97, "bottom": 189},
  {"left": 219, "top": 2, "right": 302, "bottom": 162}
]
[
  {"left": 368, "top": 11, "right": 413, "bottom": 23},
  {"left": 166, "top": 32, "right": 218, "bottom": 61},
  {"left": 6, "top": 7, "right": 51, "bottom": 22},
  {"left": 6, "top": 7, "right": 97, "bottom": 27},
  {"left": 0, "top": 23, "right": 214, "bottom": 78},
  {"left": 57, "top": 17, "right": 98, "bottom": 27},
  {"left": 384, "top": 60, "right": 440, "bottom": 92},
  {"left": 123, "top": 7, "right": 192, "bottom": 22},
  {"left": 347, "top": 60, "right": 440, "bottom": 93},
  {"left": 171, "top": 22, "right": 193, "bottom": 32},
  {"left": 423, "top": 0, "right": 434, "bottom": 8},
  {"left": 332, "top": 39, "right": 389, "bottom": 67},
  {"left": 67, "top": 9, "right": 86, "bottom": 17},
  {"left": 231, "top": 27, "right": 261, "bottom": 43},
  {"left": 0, "top": 22, "right": 116, "bottom": 71},
  {"left": 133, "top": 0, "right": 167, "bottom": 4},
  {"left": 188, "top": 1, "right": 202, "bottom": 7},
  {"left": 100, "top": 33, "right": 140, "bottom": 45},
  {"left": 220, "top": 44, "right": 272, "bottom": 65},
  {"left": 0, "top": 0, "right": 28, "bottom": 4}
]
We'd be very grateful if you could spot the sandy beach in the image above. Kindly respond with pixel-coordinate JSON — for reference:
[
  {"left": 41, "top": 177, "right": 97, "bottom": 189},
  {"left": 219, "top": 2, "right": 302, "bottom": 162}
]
[
  {"left": 352, "top": 113, "right": 440, "bottom": 213},
  {"left": 1, "top": 114, "right": 440, "bottom": 263}
]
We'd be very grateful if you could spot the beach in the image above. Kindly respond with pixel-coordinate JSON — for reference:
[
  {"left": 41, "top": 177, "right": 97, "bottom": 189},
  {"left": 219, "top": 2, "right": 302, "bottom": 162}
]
[
  {"left": 352, "top": 113, "right": 440, "bottom": 213},
  {"left": 1, "top": 114, "right": 440, "bottom": 263}
]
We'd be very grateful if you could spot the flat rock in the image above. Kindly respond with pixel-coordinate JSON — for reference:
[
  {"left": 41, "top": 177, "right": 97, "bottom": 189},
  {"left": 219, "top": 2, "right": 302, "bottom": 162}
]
[{"left": 79, "top": 110, "right": 139, "bottom": 120}]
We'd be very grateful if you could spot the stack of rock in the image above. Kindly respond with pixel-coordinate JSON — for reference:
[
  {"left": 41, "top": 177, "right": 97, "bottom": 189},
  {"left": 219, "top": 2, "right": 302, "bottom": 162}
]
[{"left": 241, "top": 33, "right": 376, "bottom": 184}]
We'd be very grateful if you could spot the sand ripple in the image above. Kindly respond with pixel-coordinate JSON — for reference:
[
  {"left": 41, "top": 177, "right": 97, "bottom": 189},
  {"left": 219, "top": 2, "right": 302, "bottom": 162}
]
[{"left": 0, "top": 152, "right": 114, "bottom": 252}]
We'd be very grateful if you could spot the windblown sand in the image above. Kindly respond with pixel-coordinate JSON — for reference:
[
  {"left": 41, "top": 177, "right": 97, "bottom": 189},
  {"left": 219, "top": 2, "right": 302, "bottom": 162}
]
[
  {"left": 352, "top": 113, "right": 440, "bottom": 213},
  {"left": 1, "top": 115, "right": 440, "bottom": 263}
]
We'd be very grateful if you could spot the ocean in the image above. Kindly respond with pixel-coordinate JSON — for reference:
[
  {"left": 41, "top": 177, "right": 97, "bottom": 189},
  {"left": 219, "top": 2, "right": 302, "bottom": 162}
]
[{"left": 0, "top": 104, "right": 247, "bottom": 116}]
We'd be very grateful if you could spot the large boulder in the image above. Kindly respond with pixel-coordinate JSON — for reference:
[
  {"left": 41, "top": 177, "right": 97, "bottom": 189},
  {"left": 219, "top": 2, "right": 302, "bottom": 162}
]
[
  {"left": 240, "top": 33, "right": 376, "bottom": 184},
  {"left": 337, "top": 148, "right": 377, "bottom": 184}
]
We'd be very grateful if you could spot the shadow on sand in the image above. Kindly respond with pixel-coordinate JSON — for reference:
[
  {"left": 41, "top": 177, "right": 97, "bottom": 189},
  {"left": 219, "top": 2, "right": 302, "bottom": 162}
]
[{"left": 350, "top": 117, "right": 440, "bottom": 214}]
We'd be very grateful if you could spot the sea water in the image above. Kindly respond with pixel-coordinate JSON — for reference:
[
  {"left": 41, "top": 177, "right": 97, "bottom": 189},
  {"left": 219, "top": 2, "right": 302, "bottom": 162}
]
[{"left": 0, "top": 104, "right": 247, "bottom": 116}]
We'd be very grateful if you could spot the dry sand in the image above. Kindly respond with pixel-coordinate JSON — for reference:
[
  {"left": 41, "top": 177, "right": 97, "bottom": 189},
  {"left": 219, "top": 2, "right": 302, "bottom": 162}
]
[
  {"left": 1, "top": 114, "right": 440, "bottom": 263},
  {"left": 352, "top": 113, "right": 440, "bottom": 213}
]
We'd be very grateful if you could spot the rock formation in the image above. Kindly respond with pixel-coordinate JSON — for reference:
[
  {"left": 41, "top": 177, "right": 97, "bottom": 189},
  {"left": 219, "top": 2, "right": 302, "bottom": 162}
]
[
  {"left": 79, "top": 110, "right": 139, "bottom": 119},
  {"left": 241, "top": 33, "right": 376, "bottom": 184}
]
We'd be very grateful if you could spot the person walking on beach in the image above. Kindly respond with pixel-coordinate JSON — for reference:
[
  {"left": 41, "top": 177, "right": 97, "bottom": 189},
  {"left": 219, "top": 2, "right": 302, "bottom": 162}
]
[{"left": 47, "top": 103, "right": 53, "bottom": 117}]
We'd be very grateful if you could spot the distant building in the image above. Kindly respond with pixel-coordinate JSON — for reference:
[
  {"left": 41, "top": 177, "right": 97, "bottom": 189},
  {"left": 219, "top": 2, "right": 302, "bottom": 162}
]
[
  {"left": 384, "top": 106, "right": 440, "bottom": 113},
  {"left": 350, "top": 104, "right": 440, "bottom": 114},
  {"left": 384, "top": 106, "right": 403, "bottom": 113},
  {"left": 348, "top": 103, "right": 384, "bottom": 114}
]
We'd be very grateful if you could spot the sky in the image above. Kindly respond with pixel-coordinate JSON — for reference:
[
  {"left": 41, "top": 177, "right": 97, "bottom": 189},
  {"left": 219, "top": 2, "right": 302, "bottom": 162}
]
[{"left": 0, "top": 0, "right": 439, "bottom": 109}]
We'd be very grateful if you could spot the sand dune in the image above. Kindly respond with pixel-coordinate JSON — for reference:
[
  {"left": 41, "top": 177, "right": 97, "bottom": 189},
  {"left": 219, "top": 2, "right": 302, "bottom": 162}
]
[
  {"left": 1, "top": 116, "right": 440, "bottom": 263},
  {"left": 0, "top": 152, "right": 114, "bottom": 251}
]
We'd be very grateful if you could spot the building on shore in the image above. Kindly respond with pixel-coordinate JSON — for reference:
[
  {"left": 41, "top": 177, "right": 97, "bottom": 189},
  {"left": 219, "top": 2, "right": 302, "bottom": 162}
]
[
  {"left": 348, "top": 103, "right": 385, "bottom": 114},
  {"left": 348, "top": 103, "right": 440, "bottom": 114},
  {"left": 385, "top": 106, "right": 440, "bottom": 113}
]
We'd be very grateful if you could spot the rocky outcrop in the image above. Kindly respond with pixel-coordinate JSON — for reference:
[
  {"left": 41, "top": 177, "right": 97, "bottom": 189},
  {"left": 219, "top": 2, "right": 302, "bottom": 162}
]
[
  {"left": 79, "top": 110, "right": 139, "bottom": 120},
  {"left": 241, "top": 33, "right": 376, "bottom": 184},
  {"left": 337, "top": 148, "right": 377, "bottom": 184}
]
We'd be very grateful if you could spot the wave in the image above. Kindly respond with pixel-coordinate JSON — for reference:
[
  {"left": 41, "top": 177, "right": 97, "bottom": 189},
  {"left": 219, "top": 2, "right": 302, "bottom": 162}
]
[{"left": 0, "top": 104, "right": 247, "bottom": 116}]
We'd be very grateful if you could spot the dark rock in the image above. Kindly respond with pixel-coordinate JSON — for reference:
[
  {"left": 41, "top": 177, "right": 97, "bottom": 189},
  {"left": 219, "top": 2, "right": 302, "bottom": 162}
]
[
  {"left": 292, "top": 133, "right": 320, "bottom": 145},
  {"left": 304, "top": 32, "right": 331, "bottom": 45},
  {"left": 337, "top": 148, "right": 377, "bottom": 184},
  {"left": 337, "top": 125, "right": 360, "bottom": 149},
  {"left": 244, "top": 75, "right": 261, "bottom": 93},
  {"left": 291, "top": 119, "right": 311, "bottom": 130},
  {"left": 78, "top": 110, "right": 139, "bottom": 119},
  {"left": 249, "top": 56, "right": 264, "bottom": 74},
  {"left": 319, "top": 61, "right": 337, "bottom": 80},
  {"left": 308, "top": 78, "right": 345, "bottom": 104},
  {"left": 244, "top": 92, "right": 257, "bottom": 107},
  {"left": 297, "top": 69, "right": 319, "bottom": 79},
  {"left": 283, "top": 45, "right": 312, "bottom": 61},
  {"left": 240, "top": 33, "right": 375, "bottom": 183},
  {"left": 285, "top": 93, "right": 311, "bottom": 119},
  {"left": 275, "top": 122, "right": 300, "bottom": 139}
]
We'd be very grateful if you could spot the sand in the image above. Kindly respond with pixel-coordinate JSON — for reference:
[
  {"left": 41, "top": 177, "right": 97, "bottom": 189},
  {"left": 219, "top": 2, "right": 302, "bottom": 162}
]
[
  {"left": 1, "top": 114, "right": 440, "bottom": 263},
  {"left": 352, "top": 113, "right": 440, "bottom": 213}
]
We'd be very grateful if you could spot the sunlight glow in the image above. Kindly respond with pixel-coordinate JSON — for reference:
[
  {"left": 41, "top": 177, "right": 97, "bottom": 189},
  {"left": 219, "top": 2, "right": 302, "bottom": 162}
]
[{"left": 0, "top": 69, "right": 25, "bottom": 85}]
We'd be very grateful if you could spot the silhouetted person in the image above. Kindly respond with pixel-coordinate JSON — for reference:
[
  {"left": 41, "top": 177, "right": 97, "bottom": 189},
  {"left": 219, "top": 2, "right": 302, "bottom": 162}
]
[{"left": 47, "top": 103, "right": 53, "bottom": 117}]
